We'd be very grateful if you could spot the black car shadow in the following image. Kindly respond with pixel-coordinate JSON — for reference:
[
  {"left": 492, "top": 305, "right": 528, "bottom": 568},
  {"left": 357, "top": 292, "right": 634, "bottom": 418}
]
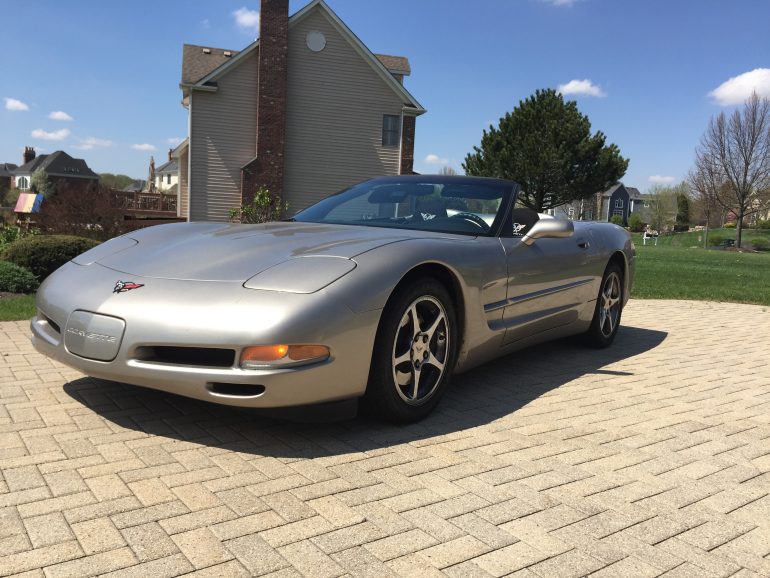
[{"left": 63, "top": 326, "right": 667, "bottom": 459}]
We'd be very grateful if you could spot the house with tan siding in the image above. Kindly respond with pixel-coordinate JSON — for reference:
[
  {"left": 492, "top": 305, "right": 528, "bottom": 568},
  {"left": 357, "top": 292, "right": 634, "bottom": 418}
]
[{"left": 178, "top": 0, "right": 425, "bottom": 222}]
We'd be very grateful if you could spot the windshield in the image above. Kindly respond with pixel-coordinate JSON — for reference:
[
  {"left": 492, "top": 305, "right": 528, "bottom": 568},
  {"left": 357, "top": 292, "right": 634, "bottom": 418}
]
[{"left": 293, "top": 178, "right": 512, "bottom": 236}]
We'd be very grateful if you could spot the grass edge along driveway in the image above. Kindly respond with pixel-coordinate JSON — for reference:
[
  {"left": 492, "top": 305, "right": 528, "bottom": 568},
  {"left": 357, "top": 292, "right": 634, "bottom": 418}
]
[{"left": 2, "top": 238, "right": 769, "bottom": 322}]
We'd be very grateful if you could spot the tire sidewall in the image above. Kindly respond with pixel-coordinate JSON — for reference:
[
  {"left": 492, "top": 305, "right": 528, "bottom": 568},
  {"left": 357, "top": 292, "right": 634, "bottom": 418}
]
[
  {"left": 363, "top": 278, "right": 458, "bottom": 422},
  {"left": 587, "top": 263, "right": 624, "bottom": 348}
]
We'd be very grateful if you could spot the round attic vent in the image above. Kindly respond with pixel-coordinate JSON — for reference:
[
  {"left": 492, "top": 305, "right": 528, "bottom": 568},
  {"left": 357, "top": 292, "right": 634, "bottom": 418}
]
[{"left": 306, "top": 31, "right": 326, "bottom": 52}]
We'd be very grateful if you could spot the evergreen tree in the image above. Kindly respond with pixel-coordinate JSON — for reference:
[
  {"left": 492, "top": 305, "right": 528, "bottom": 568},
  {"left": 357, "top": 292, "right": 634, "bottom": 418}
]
[{"left": 463, "top": 89, "right": 628, "bottom": 212}]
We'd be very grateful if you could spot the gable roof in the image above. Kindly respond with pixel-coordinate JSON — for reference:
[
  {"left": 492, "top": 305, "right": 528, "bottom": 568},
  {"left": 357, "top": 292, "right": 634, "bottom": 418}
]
[
  {"left": 156, "top": 159, "right": 178, "bottom": 174},
  {"left": 373, "top": 54, "right": 410, "bottom": 76},
  {"left": 182, "top": 44, "right": 241, "bottom": 85},
  {"left": 13, "top": 151, "right": 98, "bottom": 179},
  {"left": 602, "top": 183, "right": 625, "bottom": 198},
  {"left": 182, "top": 0, "right": 424, "bottom": 114},
  {"left": 0, "top": 163, "right": 18, "bottom": 177},
  {"left": 121, "top": 180, "right": 146, "bottom": 192}
]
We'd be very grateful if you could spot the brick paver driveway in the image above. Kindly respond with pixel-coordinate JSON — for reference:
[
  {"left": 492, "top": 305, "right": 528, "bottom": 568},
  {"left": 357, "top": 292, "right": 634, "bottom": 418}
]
[{"left": 1, "top": 299, "right": 769, "bottom": 577}]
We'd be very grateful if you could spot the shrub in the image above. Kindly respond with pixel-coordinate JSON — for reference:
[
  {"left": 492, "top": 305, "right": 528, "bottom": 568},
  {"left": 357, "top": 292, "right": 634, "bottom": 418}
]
[
  {"left": 751, "top": 238, "right": 769, "bottom": 251},
  {"left": 0, "top": 226, "right": 21, "bottom": 248},
  {"left": 610, "top": 215, "right": 624, "bottom": 226},
  {"left": 708, "top": 234, "right": 724, "bottom": 247},
  {"left": 757, "top": 220, "right": 770, "bottom": 230},
  {"left": 627, "top": 213, "right": 644, "bottom": 232},
  {"left": 0, "top": 261, "right": 39, "bottom": 293},
  {"left": 723, "top": 221, "right": 736, "bottom": 228},
  {"left": 36, "top": 183, "right": 127, "bottom": 241},
  {"left": 1, "top": 235, "right": 99, "bottom": 280},
  {"left": 229, "top": 187, "right": 288, "bottom": 223}
]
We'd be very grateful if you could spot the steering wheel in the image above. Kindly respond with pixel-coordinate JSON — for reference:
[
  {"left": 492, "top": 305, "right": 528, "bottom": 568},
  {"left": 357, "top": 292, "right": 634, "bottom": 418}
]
[{"left": 450, "top": 212, "right": 490, "bottom": 232}]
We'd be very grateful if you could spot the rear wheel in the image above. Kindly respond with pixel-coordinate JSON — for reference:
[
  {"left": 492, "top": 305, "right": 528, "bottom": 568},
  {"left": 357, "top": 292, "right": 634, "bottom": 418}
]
[
  {"left": 362, "top": 278, "right": 457, "bottom": 422},
  {"left": 585, "top": 263, "right": 623, "bottom": 348}
]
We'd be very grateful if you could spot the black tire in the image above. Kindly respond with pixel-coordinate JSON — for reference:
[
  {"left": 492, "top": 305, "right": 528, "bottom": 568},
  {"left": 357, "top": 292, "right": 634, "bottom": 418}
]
[
  {"left": 362, "top": 277, "right": 458, "bottom": 422},
  {"left": 585, "top": 262, "right": 624, "bottom": 348}
]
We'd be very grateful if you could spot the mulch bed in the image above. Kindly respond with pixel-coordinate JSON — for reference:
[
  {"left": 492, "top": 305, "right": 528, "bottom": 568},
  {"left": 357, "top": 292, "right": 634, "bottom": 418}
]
[{"left": 0, "top": 292, "right": 27, "bottom": 299}]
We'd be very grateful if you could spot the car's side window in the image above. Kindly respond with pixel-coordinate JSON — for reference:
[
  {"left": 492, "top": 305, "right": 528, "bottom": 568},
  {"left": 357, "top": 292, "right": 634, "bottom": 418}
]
[{"left": 510, "top": 208, "right": 540, "bottom": 237}]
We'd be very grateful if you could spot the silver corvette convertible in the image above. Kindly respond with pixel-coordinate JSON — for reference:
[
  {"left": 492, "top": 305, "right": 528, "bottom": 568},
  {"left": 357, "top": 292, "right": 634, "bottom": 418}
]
[{"left": 32, "top": 176, "right": 634, "bottom": 422}]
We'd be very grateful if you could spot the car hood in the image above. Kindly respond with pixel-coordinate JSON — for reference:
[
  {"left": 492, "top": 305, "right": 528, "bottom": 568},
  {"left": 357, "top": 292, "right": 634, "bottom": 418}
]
[{"left": 92, "top": 221, "right": 425, "bottom": 282}]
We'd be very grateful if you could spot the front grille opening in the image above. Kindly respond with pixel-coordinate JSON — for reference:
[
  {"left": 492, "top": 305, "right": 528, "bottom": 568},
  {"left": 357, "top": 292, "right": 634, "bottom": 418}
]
[
  {"left": 134, "top": 346, "right": 235, "bottom": 368},
  {"left": 208, "top": 382, "right": 266, "bottom": 398},
  {"left": 43, "top": 314, "right": 61, "bottom": 334}
]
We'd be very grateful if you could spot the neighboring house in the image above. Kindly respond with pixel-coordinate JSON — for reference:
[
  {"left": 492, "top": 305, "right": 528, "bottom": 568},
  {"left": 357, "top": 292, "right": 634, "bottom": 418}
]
[
  {"left": 178, "top": 0, "right": 425, "bottom": 221},
  {"left": 155, "top": 151, "right": 179, "bottom": 193},
  {"left": 552, "top": 183, "right": 650, "bottom": 225},
  {"left": 598, "top": 184, "right": 651, "bottom": 225},
  {"left": 1, "top": 162, "right": 18, "bottom": 196},
  {"left": 120, "top": 180, "right": 147, "bottom": 193},
  {"left": 12, "top": 147, "right": 99, "bottom": 192}
]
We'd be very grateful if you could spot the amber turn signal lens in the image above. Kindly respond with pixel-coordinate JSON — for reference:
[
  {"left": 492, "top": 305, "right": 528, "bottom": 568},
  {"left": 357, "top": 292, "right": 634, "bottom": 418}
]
[
  {"left": 288, "top": 344, "right": 329, "bottom": 361},
  {"left": 240, "top": 344, "right": 330, "bottom": 368},
  {"left": 241, "top": 344, "right": 289, "bottom": 362}
]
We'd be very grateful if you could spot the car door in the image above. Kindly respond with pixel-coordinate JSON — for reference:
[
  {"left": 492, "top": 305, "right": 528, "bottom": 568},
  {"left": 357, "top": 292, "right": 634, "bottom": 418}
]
[{"left": 498, "top": 213, "right": 599, "bottom": 345}]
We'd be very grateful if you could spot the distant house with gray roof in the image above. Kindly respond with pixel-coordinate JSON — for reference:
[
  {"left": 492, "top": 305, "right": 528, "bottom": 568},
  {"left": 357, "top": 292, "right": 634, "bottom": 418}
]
[
  {"left": 553, "top": 183, "right": 651, "bottom": 225},
  {"left": 0, "top": 163, "right": 18, "bottom": 196},
  {"left": 12, "top": 147, "right": 98, "bottom": 193},
  {"left": 177, "top": 0, "right": 425, "bottom": 221}
]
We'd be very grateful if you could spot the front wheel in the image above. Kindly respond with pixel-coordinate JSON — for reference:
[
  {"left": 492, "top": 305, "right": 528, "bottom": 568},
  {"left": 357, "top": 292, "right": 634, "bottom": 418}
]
[
  {"left": 585, "top": 263, "right": 623, "bottom": 348},
  {"left": 362, "top": 278, "right": 458, "bottom": 422}
]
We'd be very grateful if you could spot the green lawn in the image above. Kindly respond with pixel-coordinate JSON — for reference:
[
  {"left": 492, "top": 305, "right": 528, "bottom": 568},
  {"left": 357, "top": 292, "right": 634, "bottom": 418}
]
[
  {"left": 0, "top": 294, "right": 36, "bottom": 321},
  {"left": 631, "top": 241, "right": 770, "bottom": 306},
  {"left": 633, "top": 227, "right": 770, "bottom": 249}
]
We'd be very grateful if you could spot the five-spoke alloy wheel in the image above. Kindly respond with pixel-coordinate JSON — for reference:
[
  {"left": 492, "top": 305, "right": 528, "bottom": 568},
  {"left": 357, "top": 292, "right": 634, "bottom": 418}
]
[
  {"left": 586, "top": 262, "right": 624, "bottom": 348},
  {"left": 364, "top": 278, "right": 457, "bottom": 422}
]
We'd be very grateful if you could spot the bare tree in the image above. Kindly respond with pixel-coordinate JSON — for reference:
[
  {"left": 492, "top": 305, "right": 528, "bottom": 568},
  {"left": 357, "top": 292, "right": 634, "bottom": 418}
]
[
  {"left": 694, "top": 92, "right": 770, "bottom": 247},
  {"left": 688, "top": 156, "right": 723, "bottom": 247},
  {"left": 438, "top": 166, "right": 457, "bottom": 176},
  {"left": 646, "top": 184, "right": 678, "bottom": 233}
]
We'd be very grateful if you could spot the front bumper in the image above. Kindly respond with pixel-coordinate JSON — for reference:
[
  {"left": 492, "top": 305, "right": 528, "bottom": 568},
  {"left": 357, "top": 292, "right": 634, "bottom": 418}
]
[{"left": 31, "top": 263, "right": 380, "bottom": 408}]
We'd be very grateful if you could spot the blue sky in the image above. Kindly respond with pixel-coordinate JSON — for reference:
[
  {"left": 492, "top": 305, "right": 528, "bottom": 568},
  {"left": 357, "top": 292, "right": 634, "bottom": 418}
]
[{"left": 2, "top": 0, "right": 769, "bottom": 192}]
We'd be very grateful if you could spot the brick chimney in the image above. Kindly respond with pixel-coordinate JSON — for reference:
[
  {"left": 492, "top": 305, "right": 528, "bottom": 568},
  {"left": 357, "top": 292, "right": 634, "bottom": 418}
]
[
  {"left": 242, "top": 0, "right": 289, "bottom": 206},
  {"left": 23, "top": 146, "right": 36, "bottom": 165}
]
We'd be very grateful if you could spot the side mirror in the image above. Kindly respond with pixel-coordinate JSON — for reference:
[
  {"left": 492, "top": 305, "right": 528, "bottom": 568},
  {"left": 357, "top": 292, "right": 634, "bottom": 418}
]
[{"left": 521, "top": 219, "right": 574, "bottom": 246}]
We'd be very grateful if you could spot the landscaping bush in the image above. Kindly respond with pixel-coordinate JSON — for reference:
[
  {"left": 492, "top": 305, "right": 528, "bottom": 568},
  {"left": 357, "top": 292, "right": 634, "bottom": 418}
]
[
  {"left": 751, "top": 238, "right": 769, "bottom": 251},
  {"left": 708, "top": 234, "right": 724, "bottom": 247},
  {"left": 0, "top": 261, "right": 39, "bottom": 293},
  {"left": 610, "top": 215, "right": 623, "bottom": 226},
  {"left": 1, "top": 235, "right": 99, "bottom": 280},
  {"left": 757, "top": 220, "right": 770, "bottom": 230},
  {"left": 723, "top": 221, "right": 736, "bottom": 228},
  {"left": 627, "top": 213, "right": 644, "bottom": 232}
]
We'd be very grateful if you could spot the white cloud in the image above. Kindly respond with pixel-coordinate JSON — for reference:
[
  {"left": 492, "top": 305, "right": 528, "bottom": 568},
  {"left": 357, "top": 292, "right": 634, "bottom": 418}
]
[
  {"left": 709, "top": 68, "right": 770, "bottom": 106},
  {"left": 4, "top": 97, "right": 29, "bottom": 111},
  {"left": 31, "top": 128, "right": 70, "bottom": 141},
  {"left": 48, "top": 110, "right": 73, "bottom": 121},
  {"left": 233, "top": 7, "right": 259, "bottom": 32},
  {"left": 131, "top": 143, "right": 157, "bottom": 151},
  {"left": 202, "top": 18, "right": 211, "bottom": 29},
  {"left": 73, "top": 137, "right": 112, "bottom": 150},
  {"left": 648, "top": 175, "right": 676, "bottom": 184},
  {"left": 167, "top": 137, "right": 184, "bottom": 146},
  {"left": 541, "top": 0, "right": 579, "bottom": 6},
  {"left": 425, "top": 153, "right": 449, "bottom": 165},
  {"left": 557, "top": 79, "right": 606, "bottom": 97}
]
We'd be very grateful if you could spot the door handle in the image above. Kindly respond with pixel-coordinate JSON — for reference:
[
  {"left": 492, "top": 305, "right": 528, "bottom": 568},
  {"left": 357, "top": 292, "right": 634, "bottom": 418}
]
[{"left": 577, "top": 240, "right": 590, "bottom": 249}]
